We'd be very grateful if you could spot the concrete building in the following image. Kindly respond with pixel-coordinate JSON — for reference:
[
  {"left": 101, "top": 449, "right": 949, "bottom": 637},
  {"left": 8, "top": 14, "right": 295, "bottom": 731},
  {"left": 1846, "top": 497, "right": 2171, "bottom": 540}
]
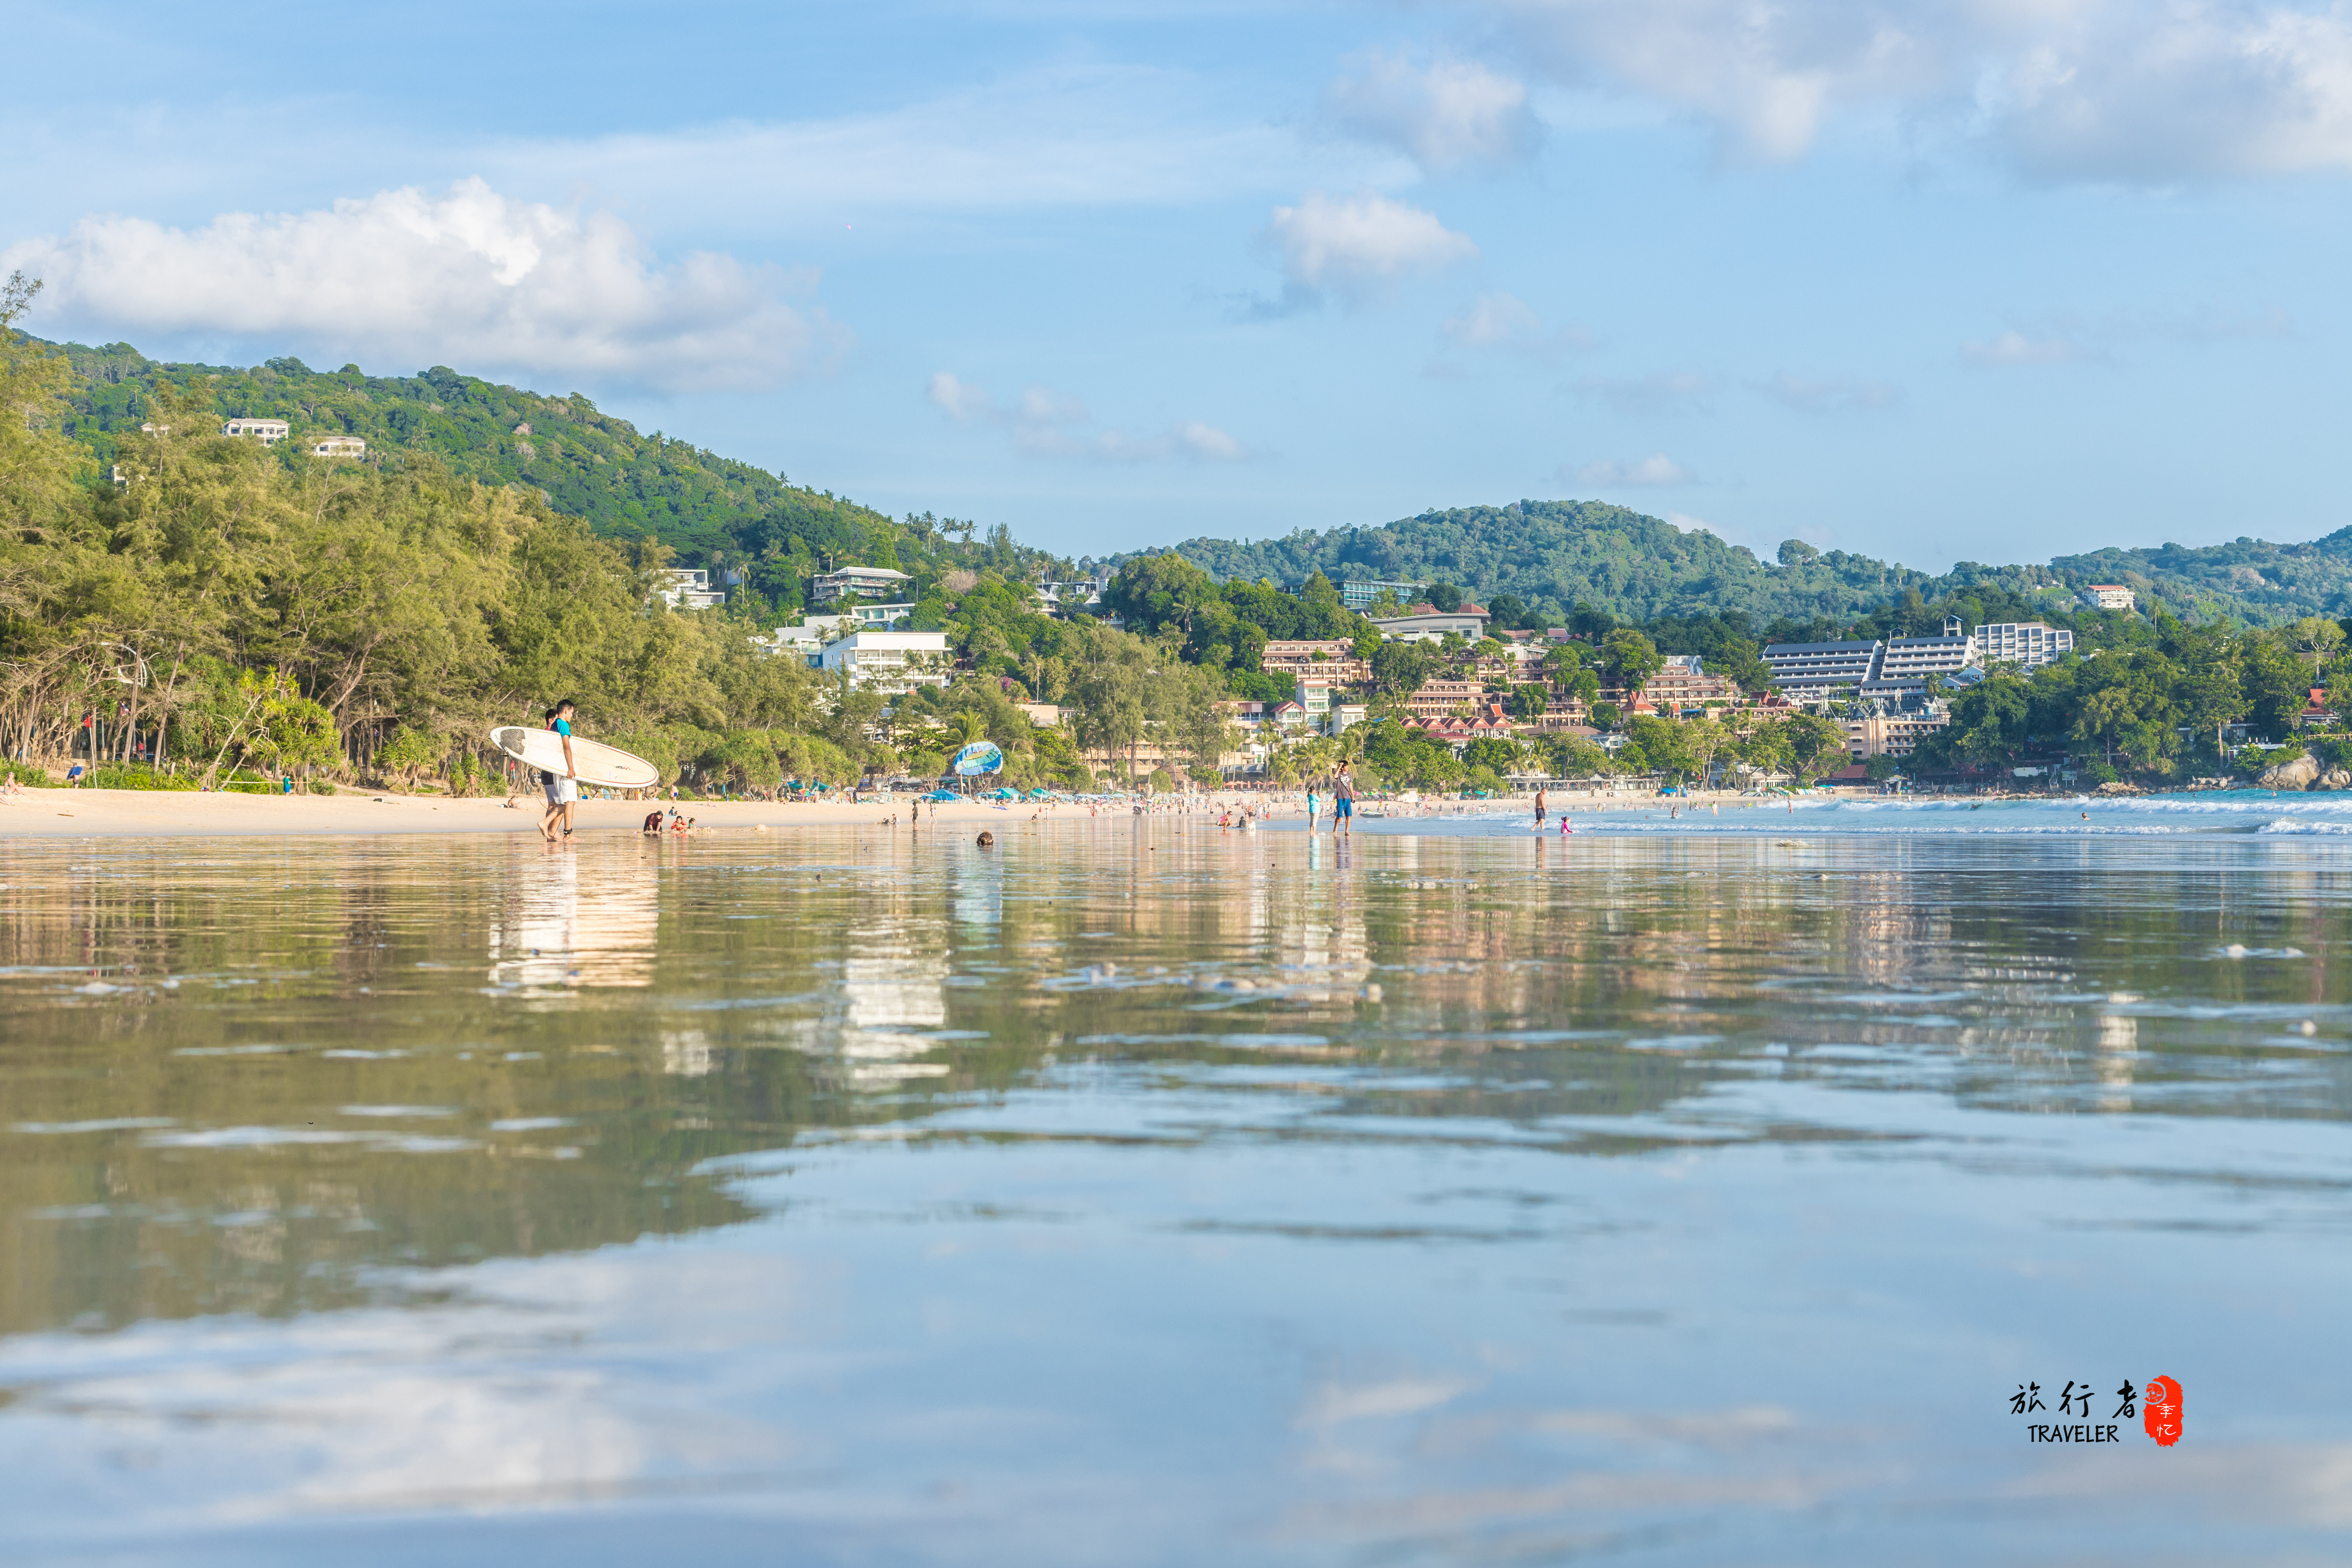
[
  {"left": 311, "top": 435, "right": 367, "bottom": 457},
  {"left": 1367, "top": 603, "right": 1492, "bottom": 643},
  {"left": 1866, "top": 622, "right": 1979, "bottom": 697},
  {"left": 2085, "top": 584, "right": 2136, "bottom": 611},
  {"left": 1642, "top": 654, "right": 1735, "bottom": 710},
  {"left": 845, "top": 601, "right": 917, "bottom": 630},
  {"left": 1262, "top": 639, "right": 1370, "bottom": 684},
  {"left": 654, "top": 568, "right": 726, "bottom": 610},
  {"left": 1762, "top": 640, "right": 1883, "bottom": 700},
  {"left": 1975, "top": 622, "right": 2075, "bottom": 669},
  {"left": 1340, "top": 578, "right": 1427, "bottom": 612},
  {"left": 1037, "top": 578, "right": 1108, "bottom": 616},
  {"left": 1403, "top": 679, "right": 1487, "bottom": 720},
  {"left": 812, "top": 565, "right": 913, "bottom": 602},
  {"left": 818, "top": 630, "right": 952, "bottom": 693},
  {"left": 222, "top": 418, "right": 290, "bottom": 444},
  {"left": 1841, "top": 705, "right": 1952, "bottom": 760}
]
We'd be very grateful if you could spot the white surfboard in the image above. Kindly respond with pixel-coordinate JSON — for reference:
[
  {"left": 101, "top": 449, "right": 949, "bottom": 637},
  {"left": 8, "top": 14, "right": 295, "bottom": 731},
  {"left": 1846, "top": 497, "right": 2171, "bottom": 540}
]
[{"left": 488, "top": 726, "right": 660, "bottom": 790}]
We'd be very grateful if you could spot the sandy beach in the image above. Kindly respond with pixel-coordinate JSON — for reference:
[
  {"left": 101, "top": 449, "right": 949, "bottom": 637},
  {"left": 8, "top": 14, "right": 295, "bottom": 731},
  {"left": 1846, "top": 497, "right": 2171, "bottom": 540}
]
[
  {"left": 0, "top": 788, "right": 1066, "bottom": 838},
  {"left": 0, "top": 783, "right": 1860, "bottom": 838}
]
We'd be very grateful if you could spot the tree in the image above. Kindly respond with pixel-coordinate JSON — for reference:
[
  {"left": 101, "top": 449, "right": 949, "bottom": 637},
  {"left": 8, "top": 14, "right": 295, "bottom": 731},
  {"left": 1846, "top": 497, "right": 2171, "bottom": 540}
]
[
  {"left": 2285, "top": 616, "right": 2345, "bottom": 679},
  {"left": 1462, "top": 735, "right": 1519, "bottom": 773},
  {"left": 0, "top": 274, "right": 83, "bottom": 528},
  {"left": 1370, "top": 640, "right": 1435, "bottom": 696},
  {"left": 1102, "top": 552, "right": 1212, "bottom": 636},
  {"left": 1599, "top": 629, "right": 1663, "bottom": 691},
  {"left": 1626, "top": 714, "right": 1694, "bottom": 780},
  {"left": 1778, "top": 539, "right": 1820, "bottom": 565},
  {"left": 1506, "top": 682, "right": 1550, "bottom": 722},
  {"left": 1426, "top": 581, "right": 1464, "bottom": 612},
  {"left": 1781, "top": 713, "right": 1850, "bottom": 782}
]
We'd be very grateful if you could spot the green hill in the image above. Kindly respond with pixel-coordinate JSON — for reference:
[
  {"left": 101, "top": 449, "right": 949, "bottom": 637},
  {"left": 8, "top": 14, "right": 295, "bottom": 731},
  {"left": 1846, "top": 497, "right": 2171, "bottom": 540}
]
[
  {"left": 44, "top": 338, "right": 1049, "bottom": 617},
  {"left": 40, "top": 337, "right": 2352, "bottom": 631},
  {"left": 1164, "top": 499, "right": 2352, "bottom": 629}
]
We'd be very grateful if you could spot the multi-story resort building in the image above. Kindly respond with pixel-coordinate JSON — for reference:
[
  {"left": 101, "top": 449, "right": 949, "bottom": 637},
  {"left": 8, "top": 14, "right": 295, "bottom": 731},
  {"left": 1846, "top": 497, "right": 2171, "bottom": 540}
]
[
  {"left": 1262, "top": 640, "right": 1372, "bottom": 684},
  {"left": 654, "top": 568, "right": 726, "bottom": 610},
  {"left": 223, "top": 418, "right": 290, "bottom": 444},
  {"left": 1340, "top": 579, "right": 1427, "bottom": 612},
  {"left": 1762, "top": 640, "right": 1884, "bottom": 700},
  {"left": 1366, "top": 603, "right": 1492, "bottom": 643},
  {"left": 1864, "top": 620, "right": 1979, "bottom": 697},
  {"left": 1402, "top": 679, "right": 1488, "bottom": 721},
  {"left": 1640, "top": 654, "right": 1735, "bottom": 710},
  {"left": 816, "top": 631, "right": 952, "bottom": 694},
  {"left": 811, "top": 566, "right": 914, "bottom": 602},
  {"left": 1975, "top": 622, "right": 2075, "bottom": 669}
]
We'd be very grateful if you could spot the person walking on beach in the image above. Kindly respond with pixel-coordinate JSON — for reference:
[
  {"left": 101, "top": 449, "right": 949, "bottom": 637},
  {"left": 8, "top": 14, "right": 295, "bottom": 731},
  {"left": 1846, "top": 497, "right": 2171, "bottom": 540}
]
[
  {"left": 539, "top": 700, "right": 579, "bottom": 843},
  {"left": 1305, "top": 782, "right": 1319, "bottom": 833},
  {"left": 1534, "top": 786, "right": 1546, "bottom": 831},
  {"left": 1333, "top": 762, "right": 1354, "bottom": 836}
]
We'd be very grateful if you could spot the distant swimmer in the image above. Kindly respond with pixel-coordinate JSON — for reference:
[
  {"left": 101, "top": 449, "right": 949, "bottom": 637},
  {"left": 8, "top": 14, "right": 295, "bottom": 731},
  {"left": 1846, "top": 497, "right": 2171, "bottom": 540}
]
[{"left": 977, "top": 831, "right": 995, "bottom": 848}]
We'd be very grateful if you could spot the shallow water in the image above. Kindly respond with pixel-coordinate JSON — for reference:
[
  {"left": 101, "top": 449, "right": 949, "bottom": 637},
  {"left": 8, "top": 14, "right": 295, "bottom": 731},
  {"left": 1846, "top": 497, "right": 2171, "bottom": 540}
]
[
  {"left": 1338, "top": 786, "right": 2352, "bottom": 838},
  {"left": 4, "top": 820, "right": 2351, "bottom": 1564}
]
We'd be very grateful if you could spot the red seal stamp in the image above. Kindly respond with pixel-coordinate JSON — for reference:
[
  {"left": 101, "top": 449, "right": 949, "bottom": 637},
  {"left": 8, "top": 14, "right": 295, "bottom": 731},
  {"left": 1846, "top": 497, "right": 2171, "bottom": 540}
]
[{"left": 2142, "top": 1376, "right": 2182, "bottom": 1447}]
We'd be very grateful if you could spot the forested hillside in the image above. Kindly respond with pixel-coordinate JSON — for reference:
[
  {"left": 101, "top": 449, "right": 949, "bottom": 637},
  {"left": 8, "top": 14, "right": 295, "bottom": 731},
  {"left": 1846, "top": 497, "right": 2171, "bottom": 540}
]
[
  {"left": 2051, "top": 532, "right": 2352, "bottom": 626},
  {"left": 44, "top": 337, "right": 1058, "bottom": 619},
  {"left": 1165, "top": 499, "right": 2351, "bottom": 628}
]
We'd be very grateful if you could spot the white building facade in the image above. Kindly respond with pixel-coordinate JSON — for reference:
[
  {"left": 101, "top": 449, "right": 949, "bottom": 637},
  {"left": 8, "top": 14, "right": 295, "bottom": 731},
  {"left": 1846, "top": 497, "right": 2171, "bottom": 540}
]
[
  {"left": 1975, "top": 622, "right": 2075, "bottom": 669},
  {"left": 654, "top": 568, "right": 726, "bottom": 610},
  {"left": 818, "top": 630, "right": 952, "bottom": 693},
  {"left": 1366, "top": 604, "right": 1491, "bottom": 643},
  {"left": 223, "top": 418, "right": 290, "bottom": 444},
  {"left": 1762, "top": 640, "right": 1883, "bottom": 700},
  {"left": 812, "top": 566, "right": 913, "bottom": 602}
]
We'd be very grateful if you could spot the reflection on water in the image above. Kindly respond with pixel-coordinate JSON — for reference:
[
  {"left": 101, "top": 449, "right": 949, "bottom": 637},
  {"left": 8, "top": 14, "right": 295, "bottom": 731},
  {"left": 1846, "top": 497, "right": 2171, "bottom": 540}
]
[
  {"left": 4, "top": 825, "right": 2352, "bottom": 1564},
  {"left": 488, "top": 842, "right": 661, "bottom": 990}
]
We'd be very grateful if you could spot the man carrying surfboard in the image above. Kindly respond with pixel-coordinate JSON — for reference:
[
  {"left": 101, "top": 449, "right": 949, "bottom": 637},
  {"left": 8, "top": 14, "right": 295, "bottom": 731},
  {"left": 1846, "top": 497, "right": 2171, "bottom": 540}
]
[{"left": 539, "top": 700, "right": 579, "bottom": 842}]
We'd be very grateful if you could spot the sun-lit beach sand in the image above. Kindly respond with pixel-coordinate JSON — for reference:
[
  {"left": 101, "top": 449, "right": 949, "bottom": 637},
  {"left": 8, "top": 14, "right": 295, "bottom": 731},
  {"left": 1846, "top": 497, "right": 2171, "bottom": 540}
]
[{"left": 0, "top": 785, "right": 1798, "bottom": 838}]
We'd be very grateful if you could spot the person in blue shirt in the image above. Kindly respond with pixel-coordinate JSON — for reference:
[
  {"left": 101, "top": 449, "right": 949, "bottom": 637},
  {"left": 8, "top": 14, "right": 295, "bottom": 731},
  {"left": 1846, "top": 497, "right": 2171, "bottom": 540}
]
[{"left": 539, "top": 700, "right": 579, "bottom": 842}]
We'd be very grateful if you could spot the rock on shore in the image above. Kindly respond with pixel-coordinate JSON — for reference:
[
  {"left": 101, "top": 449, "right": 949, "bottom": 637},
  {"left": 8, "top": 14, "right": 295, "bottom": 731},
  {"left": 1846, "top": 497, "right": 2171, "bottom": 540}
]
[{"left": 2258, "top": 755, "right": 2322, "bottom": 790}]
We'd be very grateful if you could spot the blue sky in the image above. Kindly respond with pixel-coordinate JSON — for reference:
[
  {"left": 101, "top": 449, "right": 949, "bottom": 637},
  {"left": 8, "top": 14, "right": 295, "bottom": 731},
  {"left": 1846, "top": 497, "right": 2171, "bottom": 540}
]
[{"left": 8, "top": 0, "right": 2350, "bottom": 571}]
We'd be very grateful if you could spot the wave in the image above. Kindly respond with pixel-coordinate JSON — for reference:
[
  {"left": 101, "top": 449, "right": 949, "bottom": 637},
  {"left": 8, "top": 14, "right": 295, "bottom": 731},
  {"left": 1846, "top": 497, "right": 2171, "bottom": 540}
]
[{"left": 1334, "top": 789, "right": 2352, "bottom": 839}]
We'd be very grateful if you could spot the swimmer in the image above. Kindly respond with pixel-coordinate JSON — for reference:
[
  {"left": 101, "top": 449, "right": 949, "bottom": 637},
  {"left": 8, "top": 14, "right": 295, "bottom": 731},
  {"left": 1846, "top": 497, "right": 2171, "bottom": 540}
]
[{"left": 977, "top": 831, "right": 995, "bottom": 847}]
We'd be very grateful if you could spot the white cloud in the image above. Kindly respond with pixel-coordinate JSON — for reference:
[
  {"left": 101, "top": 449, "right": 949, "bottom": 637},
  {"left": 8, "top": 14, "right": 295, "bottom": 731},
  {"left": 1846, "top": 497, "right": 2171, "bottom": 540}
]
[
  {"left": 1961, "top": 329, "right": 2095, "bottom": 366},
  {"left": 3, "top": 179, "right": 843, "bottom": 392},
  {"left": 1755, "top": 372, "right": 1902, "bottom": 410},
  {"left": 927, "top": 371, "right": 1253, "bottom": 463},
  {"left": 487, "top": 63, "right": 1376, "bottom": 222},
  {"left": 1573, "top": 452, "right": 1693, "bottom": 485},
  {"left": 1476, "top": 0, "right": 2352, "bottom": 180},
  {"left": 1568, "top": 369, "right": 1715, "bottom": 414},
  {"left": 1442, "top": 291, "right": 1596, "bottom": 361},
  {"left": 1259, "top": 191, "right": 1479, "bottom": 309},
  {"left": 1321, "top": 51, "right": 1544, "bottom": 171}
]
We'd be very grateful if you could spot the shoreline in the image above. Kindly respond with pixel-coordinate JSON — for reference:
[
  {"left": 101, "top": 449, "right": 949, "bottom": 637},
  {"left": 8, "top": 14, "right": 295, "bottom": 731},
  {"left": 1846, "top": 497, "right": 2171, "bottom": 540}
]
[{"left": 0, "top": 781, "right": 2256, "bottom": 841}]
